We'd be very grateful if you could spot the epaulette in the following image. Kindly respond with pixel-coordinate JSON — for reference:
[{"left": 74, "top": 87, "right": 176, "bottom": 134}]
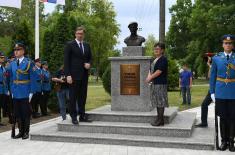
[{"left": 215, "top": 52, "right": 223, "bottom": 57}]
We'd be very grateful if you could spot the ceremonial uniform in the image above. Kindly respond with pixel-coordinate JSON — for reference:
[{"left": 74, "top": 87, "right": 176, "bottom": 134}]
[
  {"left": 8, "top": 53, "right": 34, "bottom": 139},
  {"left": 5, "top": 54, "right": 16, "bottom": 124},
  {"left": 41, "top": 62, "right": 51, "bottom": 116},
  {"left": 210, "top": 34, "right": 235, "bottom": 152},
  {"left": 30, "top": 59, "right": 43, "bottom": 117},
  {"left": 0, "top": 52, "right": 8, "bottom": 125}
]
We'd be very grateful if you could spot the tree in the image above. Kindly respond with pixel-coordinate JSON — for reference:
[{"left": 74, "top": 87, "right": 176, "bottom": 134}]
[
  {"left": 11, "top": 20, "right": 34, "bottom": 57},
  {"left": 166, "top": 0, "right": 193, "bottom": 59},
  {"left": 0, "top": 0, "right": 44, "bottom": 55},
  {"left": 41, "top": 0, "right": 120, "bottom": 78},
  {"left": 166, "top": 0, "right": 235, "bottom": 77},
  {"left": 47, "top": 14, "right": 70, "bottom": 73},
  {"left": 144, "top": 34, "right": 157, "bottom": 56}
]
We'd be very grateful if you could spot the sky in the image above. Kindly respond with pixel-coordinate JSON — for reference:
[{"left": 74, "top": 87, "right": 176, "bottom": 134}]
[{"left": 44, "top": 0, "right": 177, "bottom": 49}]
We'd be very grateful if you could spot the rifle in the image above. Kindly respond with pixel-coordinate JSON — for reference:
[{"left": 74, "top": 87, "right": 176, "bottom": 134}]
[
  {"left": 10, "top": 94, "right": 16, "bottom": 138},
  {"left": 215, "top": 103, "right": 219, "bottom": 150}
]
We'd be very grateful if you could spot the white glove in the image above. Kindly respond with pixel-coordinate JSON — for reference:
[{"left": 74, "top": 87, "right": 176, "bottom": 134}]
[
  {"left": 211, "top": 93, "right": 215, "bottom": 103},
  {"left": 7, "top": 91, "right": 10, "bottom": 96},
  {"left": 29, "top": 93, "right": 33, "bottom": 103}
]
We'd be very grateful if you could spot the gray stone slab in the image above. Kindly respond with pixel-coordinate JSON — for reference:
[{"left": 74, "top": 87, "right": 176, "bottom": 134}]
[
  {"left": 109, "top": 56, "right": 153, "bottom": 112},
  {"left": 87, "top": 105, "right": 178, "bottom": 124},
  {"left": 30, "top": 119, "right": 214, "bottom": 150},
  {"left": 122, "top": 47, "right": 145, "bottom": 56},
  {"left": 57, "top": 112, "right": 196, "bottom": 138}
]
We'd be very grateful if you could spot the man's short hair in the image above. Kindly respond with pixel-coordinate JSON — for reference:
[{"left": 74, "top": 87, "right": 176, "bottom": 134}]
[
  {"left": 154, "top": 42, "right": 165, "bottom": 50},
  {"left": 75, "top": 26, "right": 86, "bottom": 33}
]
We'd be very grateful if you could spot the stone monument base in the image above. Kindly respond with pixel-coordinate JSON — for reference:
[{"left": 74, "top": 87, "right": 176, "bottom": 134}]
[{"left": 109, "top": 56, "right": 152, "bottom": 112}]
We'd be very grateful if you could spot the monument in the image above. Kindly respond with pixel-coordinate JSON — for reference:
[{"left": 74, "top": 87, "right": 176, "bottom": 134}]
[
  {"left": 30, "top": 22, "right": 213, "bottom": 151},
  {"left": 109, "top": 22, "right": 153, "bottom": 112}
]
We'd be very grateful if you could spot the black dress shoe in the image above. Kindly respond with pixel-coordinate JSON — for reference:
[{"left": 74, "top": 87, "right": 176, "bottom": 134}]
[
  {"left": 195, "top": 123, "right": 208, "bottom": 128},
  {"left": 229, "top": 140, "right": 235, "bottom": 152},
  {"left": 72, "top": 120, "right": 78, "bottom": 125},
  {"left": 22, "top": 133, "right": 29, "bottom": 140},
  {"left": 220, "top": 142, "right": 228, "bottom": 151},
  {"left": 79, "top": 117, "right": 92, "bottom": 122},
  {"left": 13, "top": 133, "right": 23, "bottom": 139},
  {"left": 151, "top": 120, "right": 164, "bottom": 126}
]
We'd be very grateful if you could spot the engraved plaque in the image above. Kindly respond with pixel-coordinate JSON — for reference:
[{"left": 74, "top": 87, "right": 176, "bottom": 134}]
[{"left": 120, "top": 64, "right": 140, "bottom": 95}]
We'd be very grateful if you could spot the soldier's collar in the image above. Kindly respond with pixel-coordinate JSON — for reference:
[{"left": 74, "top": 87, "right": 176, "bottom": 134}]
[
  {"left": 17, "top": 56, "right": 25, "bottom": 64},
  {"left": 224, "top": 51, "right": 233, "bottom": 57}
]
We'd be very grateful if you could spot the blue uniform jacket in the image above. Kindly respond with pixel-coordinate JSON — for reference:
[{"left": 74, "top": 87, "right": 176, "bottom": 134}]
[
  {"left": 8, "top": 57, "right": 34, "bottom": 99},
  {"left": 31, "top": 66, "right": 43, "bottom": 93},
  {"left": 0, "top": 66, "right": 8, "bottom": 95},
  {"left": 210, "top": 52, "right": 235, "bottom": 99},
  {"left": 42, "top": 69, "right": 51, "bottom": 91}
]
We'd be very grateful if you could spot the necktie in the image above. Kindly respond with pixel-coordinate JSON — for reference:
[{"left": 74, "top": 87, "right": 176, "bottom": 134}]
[
  {"left": 227, "top": 55, "right": 230, "bottom": 61},
  {"left": 17, "top": 59, "right": 20, "bottom": 66},
  {"left": 79, "top": 42, "right": 84, "bottom": 54}
]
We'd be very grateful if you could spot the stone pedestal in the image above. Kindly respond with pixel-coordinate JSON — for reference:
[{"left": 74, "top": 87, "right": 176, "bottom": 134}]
[
  {"left": 109, "top": 46, "right": 153, "bottom": 112},
  {"left": 122, "top": 46, "right": 145, "bottom": 56}
]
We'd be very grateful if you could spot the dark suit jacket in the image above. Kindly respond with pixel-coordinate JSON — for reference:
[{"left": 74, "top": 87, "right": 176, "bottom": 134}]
[{"left": 64, "top": 40, "right": 92, "bottom": 80}]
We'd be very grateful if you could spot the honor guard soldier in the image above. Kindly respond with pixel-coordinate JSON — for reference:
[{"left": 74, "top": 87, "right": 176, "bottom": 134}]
[
  {"left": 41, "top": 61, "right": 51, "bottom": 116},
  {"left": 7, "top": 43, "right": 34, "bottom": 139},
  {"left": 31, "top": 58, "right": 43, "bottom": 118},
  {"left": 210, "top": 34, "right": 235, "bottom": 152},
  {"left": 0, "top": 52, "right": 8, "bottom": 126},
  {"left": 5, "top": 53, "right": 15, "bottom": 124}
]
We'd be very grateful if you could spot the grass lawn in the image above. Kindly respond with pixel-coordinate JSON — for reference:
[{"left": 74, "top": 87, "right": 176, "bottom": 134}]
[
  {"left": 169, "top": 85, "right": 209, "bottom": 111},
  {"left": 86, "top": 82, "right": 209, "bottom": 112},
  {"left": 193, "top": 78, "right": 209, "bottom": 85},
  {"left": 86, "top": 85, "right": 111, "bottom": 111}
]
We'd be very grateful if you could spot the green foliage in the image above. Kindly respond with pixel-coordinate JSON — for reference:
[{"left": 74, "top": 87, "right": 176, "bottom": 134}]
[
  {"left": 102, "top": 64, "right": 111, "bottom": 95},
  {"left": 0, "top": 0, "right": 44, "bottom": 55},
  {"left": 100, "top": 50, "right": 120, "bottom": 95},
  {"left": 11, "top": 20, "right": 34, "bottom": 57},
  {"left": 144, "top": 34, "right": 157, "bottom": 56},
  {"left": 98, "top": 49, "right": 120, "bottom": 77},
  {"left": 166, "top": 0, "right": 235, "bottom": 77},
  {"left": 47, "top": 92, "right": 59, "bottom": 113},
  {"left": 167, "top": 59, "right": 179, "bottom": 90},
  {"left": 48, "top": 14, "right": 70, "bottom": 73},
  {"left": 0, "top": 36, "right": 11, "bottom": 54},
  {"left": 41, "top": 0, "right": 120, "bottom": 75},
  {"left": 166, "top": 0, "right": 193, "bottom": 59}
]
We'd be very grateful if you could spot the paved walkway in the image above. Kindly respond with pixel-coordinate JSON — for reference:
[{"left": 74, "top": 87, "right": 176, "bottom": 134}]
[{"left": 0, "top": 104, "right": 234, "bottom": 155}]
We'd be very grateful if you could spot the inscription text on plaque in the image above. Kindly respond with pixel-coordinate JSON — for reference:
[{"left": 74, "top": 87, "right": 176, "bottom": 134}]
[{"left": 120, "top": 64, "right": 140, "bottom": 95}]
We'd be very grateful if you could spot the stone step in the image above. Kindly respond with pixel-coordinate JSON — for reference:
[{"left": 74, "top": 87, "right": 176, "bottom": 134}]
[
  {"left": 87, "top": 105, "right": 178, "bottom": 124},
  {"left": 58, "top": 112, "right": 196, "bottom": 138},
  {"left": 30, "top": 124, "right": 214, "bottom": 150}
]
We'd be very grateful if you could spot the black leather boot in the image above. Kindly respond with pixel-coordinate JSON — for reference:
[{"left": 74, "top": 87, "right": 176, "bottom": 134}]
[
  {"left": 229, "top": 122, "right": 235, "bottom": 152},
  {"left": 22, "top": 118, "right": 30, "bottom": 140},
  {"left": 13, "top": 120, "right": 23, "bottom": 139},
  {"left": 151, "top": 107, "right": 164, "bottom": 126},
  {"left": 219, "top": 119, "right": 228, "bottom": 151}
]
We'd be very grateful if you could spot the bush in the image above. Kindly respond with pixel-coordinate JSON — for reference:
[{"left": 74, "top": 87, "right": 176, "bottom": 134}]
[
  {"left": 47, "top": 90, "right": 59, "bottom": 113},
  {"left": 102, "top": 64, "right": 111, "bottom": 95},
  {"left": 168, "top": 59, "right": 179, "bottom": 91}
]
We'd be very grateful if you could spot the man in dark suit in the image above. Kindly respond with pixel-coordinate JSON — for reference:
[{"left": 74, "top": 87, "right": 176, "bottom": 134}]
[{"left": 64, "top": 26, "right": 92, "bottom": 124}]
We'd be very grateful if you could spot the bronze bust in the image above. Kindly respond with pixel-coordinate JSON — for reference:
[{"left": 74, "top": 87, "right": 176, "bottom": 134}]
[{"left": 124, "top": 22, "right": 145, "bottom": 46}]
